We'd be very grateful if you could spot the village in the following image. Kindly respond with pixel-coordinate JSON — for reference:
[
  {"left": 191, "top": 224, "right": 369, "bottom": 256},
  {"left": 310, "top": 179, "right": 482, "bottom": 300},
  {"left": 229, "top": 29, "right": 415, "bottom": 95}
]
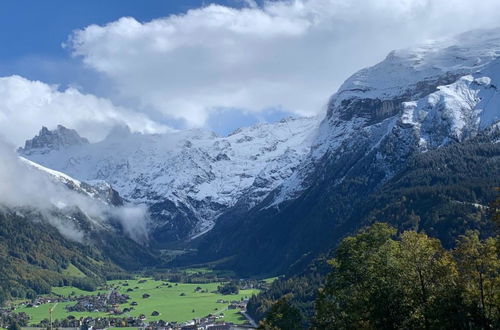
[
  {"left": 0, "top": 279, "right": 260, "bottom": 330},
  {"left": 1, "top": 298, "right": 256, "bottom": 330}
]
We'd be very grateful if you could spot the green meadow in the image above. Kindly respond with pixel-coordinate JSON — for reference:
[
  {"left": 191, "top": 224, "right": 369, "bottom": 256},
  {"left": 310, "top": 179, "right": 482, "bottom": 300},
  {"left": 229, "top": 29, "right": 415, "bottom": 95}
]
[
  {"left": 16, "top": 278, "right": 259, "bottom": 326},
  {"left": 60, "top": 263, "right": 87, "bottom": 278}
]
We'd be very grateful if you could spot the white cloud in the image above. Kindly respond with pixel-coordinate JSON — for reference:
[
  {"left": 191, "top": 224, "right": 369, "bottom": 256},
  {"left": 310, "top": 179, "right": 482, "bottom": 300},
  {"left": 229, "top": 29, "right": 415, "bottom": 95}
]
[
  {"left": 0, "top": 138, "right": 150, "bottom": 243},
  {"left": 0, "top": 75, "right": 168, "bottom": 146},
  {"left": 68, "top": 0, "right": 500, "bottom": 128}
]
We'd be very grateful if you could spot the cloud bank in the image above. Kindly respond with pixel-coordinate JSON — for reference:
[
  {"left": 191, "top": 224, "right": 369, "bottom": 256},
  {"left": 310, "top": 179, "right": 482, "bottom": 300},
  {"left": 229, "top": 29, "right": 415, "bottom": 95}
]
[
  {"left": 0, "top": 75, "right": 167, "bottom": 146},
  {"left": 68, "top": 0, "right": 500, "bottom": 128},
  {"left": 0, "top": 138, "right": 149, "bottom": 243}
]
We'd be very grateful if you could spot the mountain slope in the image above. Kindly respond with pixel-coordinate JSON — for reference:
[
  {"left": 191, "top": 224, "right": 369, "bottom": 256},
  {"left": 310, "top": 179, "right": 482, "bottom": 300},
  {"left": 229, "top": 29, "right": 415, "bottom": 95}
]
[
  {"left": 0, "top": 207, "right": 115, "bottom": 304},
  {"left": 16, "top": 28, "right": 500, "bottom": 277},
  {"left": 20, "top": 117, "right": 319, "bottom": 243},
  {"left": 189, "top": 28, "right": 500, "bottom": 276},
  {"left": 0, "top": 140, "right": 161, "bottom": 304},
  {"left": 20, "top": 157, "right": 124, "bottom": 207}
]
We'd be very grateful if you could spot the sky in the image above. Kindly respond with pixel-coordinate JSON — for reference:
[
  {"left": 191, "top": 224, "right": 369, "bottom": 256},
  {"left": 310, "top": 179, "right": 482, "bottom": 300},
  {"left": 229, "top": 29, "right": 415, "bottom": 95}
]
[{"left": 1, "top": 0, "right": 500, "bottom": 145}]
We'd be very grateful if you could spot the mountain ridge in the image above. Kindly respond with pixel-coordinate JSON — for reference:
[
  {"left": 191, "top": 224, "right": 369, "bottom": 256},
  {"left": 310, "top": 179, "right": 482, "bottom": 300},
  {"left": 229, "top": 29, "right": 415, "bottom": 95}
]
[
  {"left": 186, "top": 28, "right": 500, "bottom": 275},
  {"left": 17, "top": 28, "right": 500, "bottom": 275},
  {"left": 20, "top": 116, "right": 320, "bottom": 243}
]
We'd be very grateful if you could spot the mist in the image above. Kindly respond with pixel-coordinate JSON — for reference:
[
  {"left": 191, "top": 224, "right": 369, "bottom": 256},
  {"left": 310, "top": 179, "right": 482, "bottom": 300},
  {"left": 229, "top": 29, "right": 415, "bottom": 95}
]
[{"left": 0, "top": 137, "right": 150, "bottom": 244}]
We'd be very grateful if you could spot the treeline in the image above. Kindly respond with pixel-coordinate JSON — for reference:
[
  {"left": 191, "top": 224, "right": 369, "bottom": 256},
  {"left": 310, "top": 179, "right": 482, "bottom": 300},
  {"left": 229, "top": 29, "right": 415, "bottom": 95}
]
[
  {"left": 218, "top": 281, "right": 239, "bottom": 295},
  {"left": 257, "top": 222, "right": 499, "bottom": 329}
]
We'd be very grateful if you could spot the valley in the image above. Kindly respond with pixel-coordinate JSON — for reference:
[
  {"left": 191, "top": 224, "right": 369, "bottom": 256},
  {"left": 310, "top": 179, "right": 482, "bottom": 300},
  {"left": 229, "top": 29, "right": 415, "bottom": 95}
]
[
  {"left": 0, "top": 22, "right": 499, "bottom": 330},
  {"left": 4, "top": 273, "right": 267, "bottom": 329}
]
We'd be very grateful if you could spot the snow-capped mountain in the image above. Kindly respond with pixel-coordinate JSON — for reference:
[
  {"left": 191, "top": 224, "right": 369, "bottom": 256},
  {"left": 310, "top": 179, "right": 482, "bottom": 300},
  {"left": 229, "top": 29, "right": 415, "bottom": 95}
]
[
  {"left": 328, "top": 27, "right": 500, "bottom": 141},
  {"left": 19, "top": 156, "right": 124, "bottom": 207},
  {"left": 20, "top": 117, "right": 319, "bottom": 241},
  {"left": 272, "top": 28, "right": 500, "bottom": 205},
  {"left": 0, "top": 151, "right": 158, "bottom": 271},
  {"left": 322, "top": 27, "right": 500, "bottom": 153},
  {"left": 18, "top": 28, "right": 500, "bottom": 255},
  {"left": 2, "top": 147, "right": 150, "bottom": 247},
  {"left": 191, "top": 28, "right": 500, "bottom": 275}
]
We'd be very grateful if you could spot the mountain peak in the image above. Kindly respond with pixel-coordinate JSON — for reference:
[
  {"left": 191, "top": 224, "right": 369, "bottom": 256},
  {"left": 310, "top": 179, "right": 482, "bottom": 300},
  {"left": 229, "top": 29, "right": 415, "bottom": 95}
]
[
  {"left": 19, "top": 125, "right": 89, "bottom": 155},
  {"left": 328, "top": 27, "right": 500, "bottom": 124},
  {"left": 105, "top": 124, "right": 132, "bottom": 141}
]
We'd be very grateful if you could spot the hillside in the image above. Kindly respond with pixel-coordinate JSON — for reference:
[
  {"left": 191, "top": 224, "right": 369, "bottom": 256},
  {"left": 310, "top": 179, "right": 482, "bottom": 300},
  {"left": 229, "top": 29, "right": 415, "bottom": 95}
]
[
  {"left": 0, "top": 208, "right": 114, "bottom": 304},
  {"left": 20, "top": 118, "right": 318, "bottom": 244},
  {"left": 0, "top": 203, "right": 163, "bottom": 305},
  {"left": 188, "top": 29, "right": 500, "bottom": 276},
  {"left": 190, "top": 132, "right": 499, "bottom": 275},
  {"left": 0, "top": 144, "right": 160, "bottom": 304},
  {"left": 12, "top": 28, "right": 500, "bottom": 279}
]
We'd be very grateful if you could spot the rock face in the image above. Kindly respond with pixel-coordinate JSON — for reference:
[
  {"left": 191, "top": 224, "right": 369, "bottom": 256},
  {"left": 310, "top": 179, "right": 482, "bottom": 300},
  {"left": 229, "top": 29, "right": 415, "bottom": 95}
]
[
  {"left": 20, "top": 117, "right": 319, "bottom": 243},
  {"left": 19, "top": 125, "right": 89, "bottom": 155}
]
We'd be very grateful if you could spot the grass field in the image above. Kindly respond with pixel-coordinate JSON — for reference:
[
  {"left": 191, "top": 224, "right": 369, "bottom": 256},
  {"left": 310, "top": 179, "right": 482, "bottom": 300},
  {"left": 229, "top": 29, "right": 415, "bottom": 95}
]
[
  {"left": 16, "top": 278, "right": 258, "bottom": 326},
  {"left": 264, "top": 277, "right": 279, "bottom": 284},
  {"left": 61, "top": 263, "right": 87, "bottom": 278}
]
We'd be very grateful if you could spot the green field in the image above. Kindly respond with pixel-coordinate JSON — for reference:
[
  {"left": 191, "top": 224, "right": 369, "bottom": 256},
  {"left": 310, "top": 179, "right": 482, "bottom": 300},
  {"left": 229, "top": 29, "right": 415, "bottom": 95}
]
[
  {"left": 61, "top": 263, "right": 87, "bottom": 278},
  {"left": 16, "top": 278, "right": 258, "bottom": 326},
  {"left": 264, "top": 277, "right": 279, "bottom": 284}
]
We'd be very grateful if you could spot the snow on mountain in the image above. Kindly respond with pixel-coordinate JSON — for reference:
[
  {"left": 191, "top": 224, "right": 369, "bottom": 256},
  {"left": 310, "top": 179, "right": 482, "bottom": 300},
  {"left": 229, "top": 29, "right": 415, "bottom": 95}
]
[
  {"left": 18, "top": 28, "right": 500, "bottom": 243},
  {"left": 317, "top": 28, "right": 500, "bottom": 157},
  {"left": 334, "top": 28, "right": 500, "bottom": 106},
  {"left": 20, "top": 117, "right": 319, "bottom": 239},
  {"left": 19, "top": 156, "right": 123, "bottom": 207},
  {"left": 271, "top": 28, "right": 500, "bottom": 206},
  {"left": 401, "top": 55, "right": 500, "bottom": 148},
  {"left": 12, "top": 151, "right": 150, "bottom": 244}
]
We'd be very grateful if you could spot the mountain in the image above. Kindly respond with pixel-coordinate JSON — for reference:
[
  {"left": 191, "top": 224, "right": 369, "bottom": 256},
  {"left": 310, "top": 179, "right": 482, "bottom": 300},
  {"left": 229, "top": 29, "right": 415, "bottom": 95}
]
[
  {"left": 20, "top": 117, "right": 319, "bottom": 244},
  {"left": 0, "top": 200, "right": 159, "bottom": 303},
  {"left": 188, "top": 28, "right": 500, "bottom": 275},
  {"left": 17, "top": 28, "right": 500, "bottom": 277},
  {"left": 20, "top": 157, "right": 124, "bottom": 207},
  {"left": 19, "top": 125, "right": 89, "bottom": 155},
  {"left": 0, "top": 207, "right": 117, "bottom": 303},
  {"left": 0, "top": 142, "right": 162, "bottom": 303}
]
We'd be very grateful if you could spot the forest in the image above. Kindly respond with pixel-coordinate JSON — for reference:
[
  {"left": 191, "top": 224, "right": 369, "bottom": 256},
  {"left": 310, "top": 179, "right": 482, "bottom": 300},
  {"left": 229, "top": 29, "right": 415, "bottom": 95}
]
[
  {"left": 254, "top": 216, "right": 499, "bottom": 329},
  {"left": 0, "top": 208, "right": 147, "bottom": 305}
]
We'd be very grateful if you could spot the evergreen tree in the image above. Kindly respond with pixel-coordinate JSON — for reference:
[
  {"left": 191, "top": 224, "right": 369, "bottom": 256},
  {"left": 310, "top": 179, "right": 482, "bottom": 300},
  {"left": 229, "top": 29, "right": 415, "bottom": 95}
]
[{"left": 7, "top": 321, "right": 21, "bottom": 330}]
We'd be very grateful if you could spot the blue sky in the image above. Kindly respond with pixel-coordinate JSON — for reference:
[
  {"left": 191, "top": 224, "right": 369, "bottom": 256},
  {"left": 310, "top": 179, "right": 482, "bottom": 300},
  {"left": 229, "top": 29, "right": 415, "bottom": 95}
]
[
  {"left": 0, "top": 0, "right": 245, "bottom": 61},
  {"left": 0, "top": 0, "right": 499, "bottom": 144},
  {"left": 0, "top": 0, "right": 242, "bottom": 84},
  {"left": 0, "top": 0, "right": 285, "bottom": 137}
]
